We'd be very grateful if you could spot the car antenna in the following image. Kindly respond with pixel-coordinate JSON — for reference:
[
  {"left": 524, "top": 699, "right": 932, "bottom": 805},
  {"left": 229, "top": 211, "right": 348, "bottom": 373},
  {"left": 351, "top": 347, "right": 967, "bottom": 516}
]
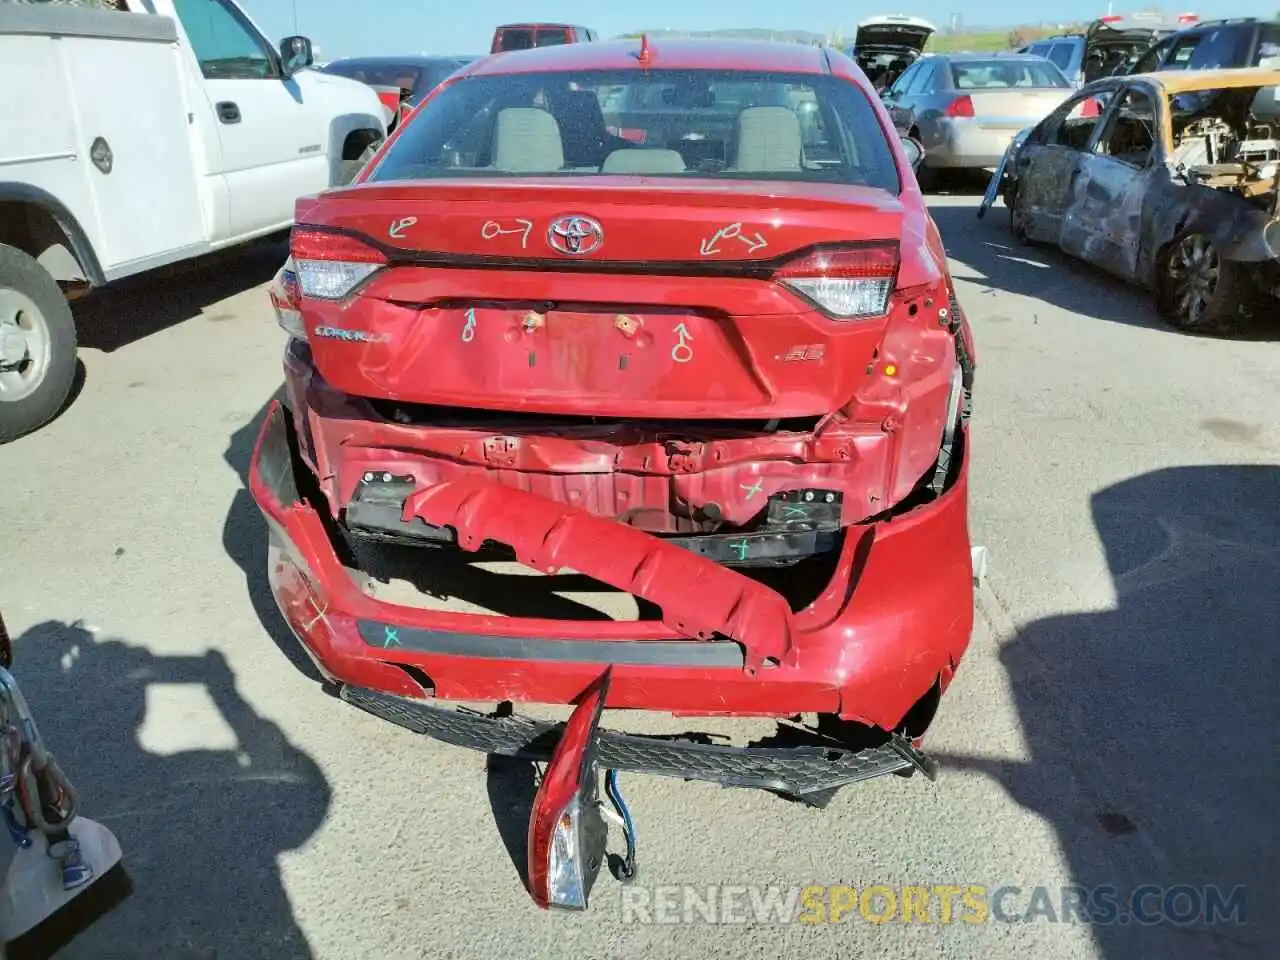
[{"left": 636, "top": 33, "right": 653, "bottom": 68}]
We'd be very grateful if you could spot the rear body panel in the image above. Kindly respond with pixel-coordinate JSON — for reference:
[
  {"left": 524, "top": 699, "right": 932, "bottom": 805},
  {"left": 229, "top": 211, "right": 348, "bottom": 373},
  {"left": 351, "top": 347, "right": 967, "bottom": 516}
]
[{"left": 295, "top": 181, "right": 946, "bottom": 422}]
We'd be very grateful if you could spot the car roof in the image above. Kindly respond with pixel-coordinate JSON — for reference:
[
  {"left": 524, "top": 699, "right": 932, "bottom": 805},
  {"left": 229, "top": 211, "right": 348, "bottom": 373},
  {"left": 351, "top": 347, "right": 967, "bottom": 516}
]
[{"left": 465, "top": 38, "right": 833, "bottom": 77}]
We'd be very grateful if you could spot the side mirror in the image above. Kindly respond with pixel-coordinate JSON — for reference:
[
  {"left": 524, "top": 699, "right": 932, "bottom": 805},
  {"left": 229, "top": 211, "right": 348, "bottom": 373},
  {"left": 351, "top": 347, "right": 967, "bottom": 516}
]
[
  {"left": 279, "top": 35, "right": 313, "bottom": 75},
  {"left": 900, "top": 135, "right": 924, "bottom": 170}
]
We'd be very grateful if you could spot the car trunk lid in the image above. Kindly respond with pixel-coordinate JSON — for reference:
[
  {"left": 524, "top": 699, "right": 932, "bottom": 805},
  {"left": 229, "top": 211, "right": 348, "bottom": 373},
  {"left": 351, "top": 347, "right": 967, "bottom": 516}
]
[
  {"left": 854, "top": 16, "right": 936, "bottom": 55},
  {"left": 963, "top": 88, "right": 1074, "bottom": 129},
  {"left": 290, "top": 179, "right": 921, "bottom": 420}
]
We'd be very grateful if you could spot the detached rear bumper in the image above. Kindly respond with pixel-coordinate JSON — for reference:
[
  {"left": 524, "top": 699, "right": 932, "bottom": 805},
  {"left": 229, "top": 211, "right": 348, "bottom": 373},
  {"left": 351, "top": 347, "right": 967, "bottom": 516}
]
[{"left": 249, "top": 398, "right": 974, "bottom": 730}]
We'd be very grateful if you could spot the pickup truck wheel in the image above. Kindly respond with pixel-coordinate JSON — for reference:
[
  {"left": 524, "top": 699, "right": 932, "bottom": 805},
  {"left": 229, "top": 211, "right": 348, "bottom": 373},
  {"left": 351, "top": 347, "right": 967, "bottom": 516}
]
[
  {"left": 0, "top": 245, "right": 77, "bottom": 443},
  {"left": 338, "top": 141, "right": 381, "bottom": 185}
]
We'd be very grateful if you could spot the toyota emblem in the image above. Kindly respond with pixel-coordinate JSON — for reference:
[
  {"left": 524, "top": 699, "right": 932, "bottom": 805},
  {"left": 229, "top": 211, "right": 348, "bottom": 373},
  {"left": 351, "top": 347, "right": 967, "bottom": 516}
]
[{"left": 547, "top": 215, "right": 604, "bottom": 256}]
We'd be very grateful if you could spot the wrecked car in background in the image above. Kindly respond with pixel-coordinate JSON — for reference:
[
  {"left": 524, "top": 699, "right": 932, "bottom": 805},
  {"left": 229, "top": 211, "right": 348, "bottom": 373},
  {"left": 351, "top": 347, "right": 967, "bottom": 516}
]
[
  {"left": 255, "top": 37, "right": 977, "bottom": 910},
  {"left": 979, "top": 67, "right": 1280, "bottom": 334}
]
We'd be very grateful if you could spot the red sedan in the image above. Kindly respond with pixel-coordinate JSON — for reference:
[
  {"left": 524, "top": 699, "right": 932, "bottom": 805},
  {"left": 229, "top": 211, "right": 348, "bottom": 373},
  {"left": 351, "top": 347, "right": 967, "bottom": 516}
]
[{"left": 254, "top": 36, "right": 977, "bottom": 908}]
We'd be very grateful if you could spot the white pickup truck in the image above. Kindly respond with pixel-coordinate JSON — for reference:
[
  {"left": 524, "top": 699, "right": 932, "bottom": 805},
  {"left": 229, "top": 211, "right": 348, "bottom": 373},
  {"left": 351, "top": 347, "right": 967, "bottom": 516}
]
[{"left": 0, "top": 0, "right": 387, "bottom": 442}]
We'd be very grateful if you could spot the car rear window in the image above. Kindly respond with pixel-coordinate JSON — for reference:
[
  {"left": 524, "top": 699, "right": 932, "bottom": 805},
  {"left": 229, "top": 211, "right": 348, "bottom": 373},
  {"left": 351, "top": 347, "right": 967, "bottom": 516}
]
[
  {"left": 368, "top": 68, "right": 901, "bottom": 192},
  {"left": 950, "top": 59, "right": 1070, "bottom": 89},
  {"left": 535, "top": 28, "right": 571, "bottom": 46},
  {"left": 498, "top": 29, "right": 535, "bottom": 51}
]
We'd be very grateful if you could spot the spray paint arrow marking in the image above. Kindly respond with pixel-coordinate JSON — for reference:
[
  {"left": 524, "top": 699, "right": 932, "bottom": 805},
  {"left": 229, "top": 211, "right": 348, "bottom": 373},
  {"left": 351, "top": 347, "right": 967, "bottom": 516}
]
[
  {"left": 700, "top": 222, "right": 768, "bottom": 256},
  {"left": 671, "top": 322, "right": 694, "bottom": 363}
]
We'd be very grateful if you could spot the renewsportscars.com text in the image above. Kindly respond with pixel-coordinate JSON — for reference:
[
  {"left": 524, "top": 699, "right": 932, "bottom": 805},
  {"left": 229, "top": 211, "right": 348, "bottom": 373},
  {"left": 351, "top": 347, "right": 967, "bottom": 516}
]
[{"left": 620, "top": 883, "right": 1249, "bottom": 926}]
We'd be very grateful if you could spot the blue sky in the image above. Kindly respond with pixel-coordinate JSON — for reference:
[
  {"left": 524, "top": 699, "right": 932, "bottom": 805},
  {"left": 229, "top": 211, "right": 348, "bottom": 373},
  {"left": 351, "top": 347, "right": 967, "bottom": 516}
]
[{"left": 238, "top": 1, "right": 1275, "bottom": 61}]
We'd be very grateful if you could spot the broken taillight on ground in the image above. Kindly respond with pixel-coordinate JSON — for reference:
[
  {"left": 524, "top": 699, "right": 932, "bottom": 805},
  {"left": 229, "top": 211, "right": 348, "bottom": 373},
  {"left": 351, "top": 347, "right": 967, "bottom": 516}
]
[{"left": 527, "top": 669, "right": 613, "bottom": 910}]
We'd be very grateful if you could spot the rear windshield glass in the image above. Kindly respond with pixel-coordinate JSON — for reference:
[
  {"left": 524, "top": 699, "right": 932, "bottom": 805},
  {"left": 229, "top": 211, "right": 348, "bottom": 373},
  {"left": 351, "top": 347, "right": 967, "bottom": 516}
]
[
  {"left": 368, "top": 69, "right": 900, "bottom": 192},
  {"left": 536, "top": 28, "right": 571, "bottom": 46},
  {"left": 950, "top": 59, "right": 1070, "bottom": 89},
  {"left": 498, "top": 29, "right": 535, "bottom": 51}
]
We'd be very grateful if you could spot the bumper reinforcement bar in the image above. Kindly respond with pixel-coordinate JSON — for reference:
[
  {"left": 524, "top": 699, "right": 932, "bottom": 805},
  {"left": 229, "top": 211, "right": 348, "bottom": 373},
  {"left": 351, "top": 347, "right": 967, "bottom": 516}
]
[{"left": 340, "top": 685, "right": 938, "bottom": 801}]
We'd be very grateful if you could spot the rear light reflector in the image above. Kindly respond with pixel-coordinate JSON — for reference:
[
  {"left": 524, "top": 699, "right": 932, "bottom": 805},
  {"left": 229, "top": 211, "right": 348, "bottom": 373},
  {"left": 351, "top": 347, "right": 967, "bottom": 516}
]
[
  {"left": 527, "top": 670, "right": 611, "bottom": 910},
  {"left": 773, "top": 244, "right": 900, "bottom": 320},
  {"left": 290, "top": 227, "right": 387, "bottom": 301},
  {"left": 944, "top": 95, "right": 975, "bottom": 118}
]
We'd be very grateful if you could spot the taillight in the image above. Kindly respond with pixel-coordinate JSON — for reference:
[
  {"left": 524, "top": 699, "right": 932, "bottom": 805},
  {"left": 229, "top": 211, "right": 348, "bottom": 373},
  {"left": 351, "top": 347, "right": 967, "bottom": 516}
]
[
  {"left": 1080, "top": 96, "right": 1101, "bottom": 118},
  {"left": 527, "top": 669, "right": 611, "bottom": 910},
  {"left": 773, "top": 243, "right": 900, "bottom": 320},
  {"left": 1177, "top": 13, "right": 1198, "bottom": 23},
  {"left": 289, "top": 227, "right": 387, "bottom": 301},
  {"left": 1098, "top": 14, "right": 1123, "bottom": 23},
  {"left": 944, "top": 95, "right": 975, "bottom": 119},
  {"left": 268, "top": 261, "right": 305, "bottom": 338}
]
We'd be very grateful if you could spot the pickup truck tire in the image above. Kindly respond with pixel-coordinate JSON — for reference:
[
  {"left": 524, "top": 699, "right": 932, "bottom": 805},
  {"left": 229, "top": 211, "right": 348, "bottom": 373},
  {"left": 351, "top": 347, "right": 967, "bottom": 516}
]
[
  {"left": 338, "top": 141, "right": 381, "bottom": 185},
  {"left": 0, "top": 244, "right": 77, "bottom": 444}
]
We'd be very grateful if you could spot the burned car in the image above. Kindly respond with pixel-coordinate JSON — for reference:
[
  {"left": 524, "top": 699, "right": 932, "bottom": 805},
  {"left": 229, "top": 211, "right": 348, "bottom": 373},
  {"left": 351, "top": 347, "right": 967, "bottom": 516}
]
[
  {"left": 979, "top": 67, "right": 1280, "bottom": 334},
  {"left": 253, "top": 37, "right": 977, "bottom": 910}
]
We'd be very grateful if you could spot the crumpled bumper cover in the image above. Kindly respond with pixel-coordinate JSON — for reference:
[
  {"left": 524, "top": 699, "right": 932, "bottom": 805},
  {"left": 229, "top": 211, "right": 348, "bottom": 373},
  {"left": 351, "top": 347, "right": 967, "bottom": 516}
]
[
  {"left": 249, "top": 397, "right": 974, "bottom": 730},
  {"left": 340, "top": 685, "right": 936, "bottom": 801}
]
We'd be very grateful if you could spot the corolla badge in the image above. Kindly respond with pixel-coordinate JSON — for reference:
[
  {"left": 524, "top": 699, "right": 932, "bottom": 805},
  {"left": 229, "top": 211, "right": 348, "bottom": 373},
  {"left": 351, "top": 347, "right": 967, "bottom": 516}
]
[
  {"left": 313, "top": 326, "right": 390, "bottom": 343},
  {"left": 547, "top": 215, "right": 604, "bottom": 256}
]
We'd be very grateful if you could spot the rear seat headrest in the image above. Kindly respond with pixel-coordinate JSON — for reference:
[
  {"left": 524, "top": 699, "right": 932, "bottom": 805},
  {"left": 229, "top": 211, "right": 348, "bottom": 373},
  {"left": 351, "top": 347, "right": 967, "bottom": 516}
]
[
  {"left": 734, "top": 106, "right": 803, "bottom": 172},
  {"left": 601, "top": 149, "right": 688, "bottom": 174},
  {"left": 492, "top": 107, "right": 565, "bottom": 173}
]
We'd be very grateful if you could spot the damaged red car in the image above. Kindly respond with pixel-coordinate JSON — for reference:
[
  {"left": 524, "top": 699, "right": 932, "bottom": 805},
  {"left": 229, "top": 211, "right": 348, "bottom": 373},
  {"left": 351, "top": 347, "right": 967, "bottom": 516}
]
[{"left": 251, "top": 37, "right": 978, "bottom": 909}]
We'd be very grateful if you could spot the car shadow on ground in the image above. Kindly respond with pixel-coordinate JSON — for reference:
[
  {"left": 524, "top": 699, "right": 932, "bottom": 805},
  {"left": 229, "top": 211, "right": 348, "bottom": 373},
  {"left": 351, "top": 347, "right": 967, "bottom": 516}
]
[
  {"left": 73, "top": 235, "right": 287, "bottom": 354},
  {"left": 935, "top": 465, "right": 1279, "bottom": 958},
  {"left": 8, "top": 620, "right": 330, "bottom": 959}
]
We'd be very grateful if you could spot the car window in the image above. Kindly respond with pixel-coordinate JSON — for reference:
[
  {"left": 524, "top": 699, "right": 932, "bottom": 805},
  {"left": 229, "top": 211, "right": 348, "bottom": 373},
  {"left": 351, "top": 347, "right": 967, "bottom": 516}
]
[
  {"left": 1163, "top": 36, "right": 1202, "bottom": 69},
  {"left": 498, "top": 29, "right": 535, "bottom": 51},
  {"left": 1258, "top": 25, "right": 1280, "bottom": 66},
  {"left": 950, "top": 59, "right": 1070, "bottom": 88},
  {"left": 1130, "top": 35, "right": 1174, "bottom": 73},
  {"left": 172, "top": 0, "right": 275, "bottom": 79},
  {"left": 1047, "top": 42, "right": 1077, "bottom": 72},
  {"left": 1185, "top": 27, "right": 1252, "bottom": 69},
  {"left": 1045, "top": 90, "right": 1114, "bottom": 149},
  {"left": 621, "top": 78, "right": 792, "bottom": 111},
  {"left": 536, "top": 28, "right": 571, "bottom": 47},
  {"left": 905, "top": 63, "right": 935, "bottom": 95},
  {"left": 1028, "top": 42, "right": 1051, "bottom": 56},
  {"left": 1092, "top": 87, "right": 1157, "bottom": 166},
  {"left": 887, "top": 63, "right": 919, "bottom": 97},
  {"left": 370, "top": 68, "right": 901, "bottom": 192}
]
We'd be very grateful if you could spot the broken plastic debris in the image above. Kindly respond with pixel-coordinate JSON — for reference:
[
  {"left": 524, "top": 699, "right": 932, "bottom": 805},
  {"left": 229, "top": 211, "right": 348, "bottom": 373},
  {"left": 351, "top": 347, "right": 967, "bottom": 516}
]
[{"left": 971, "top": 545, "right": 989, "bottom": 586}]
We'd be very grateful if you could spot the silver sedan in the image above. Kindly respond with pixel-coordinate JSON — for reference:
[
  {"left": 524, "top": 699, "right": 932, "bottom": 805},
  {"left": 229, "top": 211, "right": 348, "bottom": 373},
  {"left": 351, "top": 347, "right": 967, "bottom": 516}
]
[{"left": 879, "top": 53, "right": 1075, "bottom": 188}]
